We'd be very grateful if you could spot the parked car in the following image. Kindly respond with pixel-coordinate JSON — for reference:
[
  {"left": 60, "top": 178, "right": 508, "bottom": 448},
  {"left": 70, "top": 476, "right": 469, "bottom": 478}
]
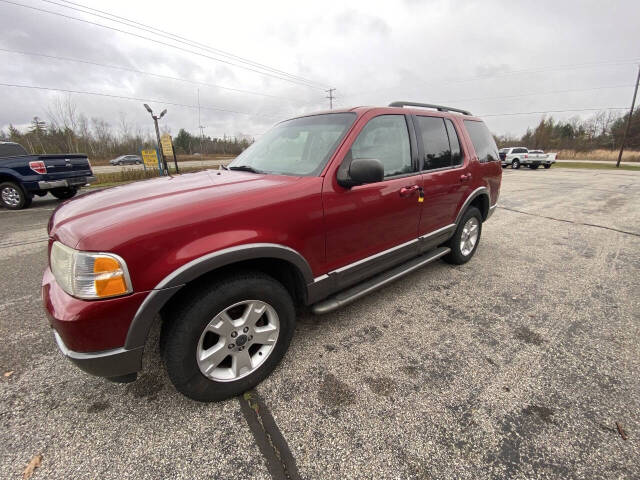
[
  {"left": 0, "top": 142, "right": 95, "bottom": 210},
  {"left": 499, "top": 147, "right": 555, "bottom": 169},
  {"left": 110, "top": 155, "right": 142, "bottom": 166},
  {"left": 42, "top": 102, "right": 502, "bottom": 401}
]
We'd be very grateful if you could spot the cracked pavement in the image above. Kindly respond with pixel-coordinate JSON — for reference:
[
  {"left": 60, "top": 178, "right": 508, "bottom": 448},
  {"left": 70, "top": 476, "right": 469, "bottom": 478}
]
[{"left": 1, "top": 167, "right": 639, "bottom": 479}]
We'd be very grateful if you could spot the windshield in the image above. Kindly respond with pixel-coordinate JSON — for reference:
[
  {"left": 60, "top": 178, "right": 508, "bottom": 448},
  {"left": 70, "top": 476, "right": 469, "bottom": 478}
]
[{"left": 228, "top": 113, "right": 356, "bottom": 176}]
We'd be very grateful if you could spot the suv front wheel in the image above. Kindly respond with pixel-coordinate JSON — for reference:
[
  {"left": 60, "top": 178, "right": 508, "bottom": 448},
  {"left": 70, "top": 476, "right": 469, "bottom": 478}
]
[
  {"left": 444, "top": 206, "right": 482, "bottom": 265},
  {"left": 162, "top": 272, "right": 296, "bottom": 402}
]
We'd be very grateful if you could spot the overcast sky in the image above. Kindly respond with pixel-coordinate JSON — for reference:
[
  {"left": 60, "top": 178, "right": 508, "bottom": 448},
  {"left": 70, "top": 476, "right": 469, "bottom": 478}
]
[{"left": 1, "top": 0, "right": 639, "bottom": 141}]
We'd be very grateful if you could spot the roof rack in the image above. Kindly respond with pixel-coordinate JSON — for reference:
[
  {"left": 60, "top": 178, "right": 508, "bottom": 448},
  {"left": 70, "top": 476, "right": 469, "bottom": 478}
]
[{"left": 388, "top": 101, "right": 471, "bottom": 116}]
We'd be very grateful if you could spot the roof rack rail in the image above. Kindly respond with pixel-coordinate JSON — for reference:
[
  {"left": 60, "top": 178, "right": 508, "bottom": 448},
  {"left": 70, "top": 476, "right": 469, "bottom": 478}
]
[{"left": 388, "top": 101, "right": 471, "bottom": 116}]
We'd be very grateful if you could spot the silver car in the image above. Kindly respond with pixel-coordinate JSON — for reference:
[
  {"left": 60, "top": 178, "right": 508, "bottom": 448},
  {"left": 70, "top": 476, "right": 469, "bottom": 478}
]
[{"left": 109, "top": 155, "right": 142, "bottom": 166}]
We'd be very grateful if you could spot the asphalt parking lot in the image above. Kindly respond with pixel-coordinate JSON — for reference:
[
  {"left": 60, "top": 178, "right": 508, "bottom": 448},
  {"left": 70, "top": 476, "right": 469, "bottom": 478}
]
[{"left": 1, "top": 167, "right": 639, "bottom": 479}]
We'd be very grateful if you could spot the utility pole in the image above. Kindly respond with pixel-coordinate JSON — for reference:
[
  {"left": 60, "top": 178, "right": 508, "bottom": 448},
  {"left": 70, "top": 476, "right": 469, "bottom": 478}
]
[
  {"left": 197, "top": 89, "right": 205, "bottom": 155},
  {"left": 326, "top": 88, "right": 336, "bottom": 110},
  {"left": 143, "top": 104, "right": 168, "bottom": 175},
  {"left": 617, "top": 65, "right": 640, "bottom": 168}
]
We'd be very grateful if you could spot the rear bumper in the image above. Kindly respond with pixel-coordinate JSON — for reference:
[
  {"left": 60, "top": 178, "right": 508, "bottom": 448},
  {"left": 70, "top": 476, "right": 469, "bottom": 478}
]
[
  {"left": 53, "top": 330, "right": 143, "bottom": 378},
  {"left": 38, "top": 175, "right": 96, "bottom": 189}
]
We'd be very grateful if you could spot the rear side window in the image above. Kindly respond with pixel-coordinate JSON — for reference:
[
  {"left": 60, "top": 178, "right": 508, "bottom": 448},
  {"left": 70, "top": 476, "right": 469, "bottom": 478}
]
[
  {"left": 463, "top": 120, "right": 500, "bottom": 163},
  {"left": 351, "top": 115, "right": 412, "bottom": 177},
  {"left": 415, "top": 116, "right": 450, "bottom": 170}
]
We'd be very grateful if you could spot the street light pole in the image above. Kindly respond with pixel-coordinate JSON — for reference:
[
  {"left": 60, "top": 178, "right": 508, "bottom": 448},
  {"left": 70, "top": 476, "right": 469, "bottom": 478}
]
[{"left": 144, "top": 104, "right": 169, "bottom": 175}]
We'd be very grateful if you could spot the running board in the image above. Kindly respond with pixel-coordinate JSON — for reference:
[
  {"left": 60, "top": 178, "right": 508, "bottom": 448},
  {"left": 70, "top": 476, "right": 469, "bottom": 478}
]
[{"left": 311, "top": 247, "right": 451, "bottom": 314}]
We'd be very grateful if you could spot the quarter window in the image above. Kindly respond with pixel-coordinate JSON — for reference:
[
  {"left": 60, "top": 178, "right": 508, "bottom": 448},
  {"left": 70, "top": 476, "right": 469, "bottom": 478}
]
[
  {"left": 445, "top": 119, "right": 462, "bottom": 166},
  {"left": 463, "top": 120, "right": 500, "bottom": 163},
  {"left": 350, "top": 115, "right": 412, "bottom": 177}
]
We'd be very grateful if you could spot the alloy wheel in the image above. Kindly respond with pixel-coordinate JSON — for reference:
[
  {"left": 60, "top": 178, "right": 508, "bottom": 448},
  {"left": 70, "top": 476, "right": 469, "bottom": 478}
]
[
  {"left": 460, "top": 217, "right": 479, "bottom": 256},
  {"left": 196, "top": 300, "right": 280, "bottom": 382},
  {"left": 1, "top": 186, "right": 21, "bottom": 207}
]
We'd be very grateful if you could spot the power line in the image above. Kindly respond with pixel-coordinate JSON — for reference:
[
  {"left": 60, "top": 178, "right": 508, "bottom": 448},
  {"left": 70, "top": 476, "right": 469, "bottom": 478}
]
[
  {"left": 448, "top": 59, "right": 640, "bottom": 85},
  {"left": 347, "top": 58, "right": 640, "bottom": 98},
  {"left": 479, "top": 107, "right": 629, "bottom": 117},
  {"left": 437, "top": 84, "right": 636, "bottom": 105},
  {"left": 0, "top": 47, "right": 302, "bottom": 102},
  {"left": 0, "top": 81, "right": 282, "bottom": 119},
  {"left": 0, "top": 0, "right": 326, "bottom": 90},
  {"left": 50, "top": 0, "right": 325, "bottom": 89}
]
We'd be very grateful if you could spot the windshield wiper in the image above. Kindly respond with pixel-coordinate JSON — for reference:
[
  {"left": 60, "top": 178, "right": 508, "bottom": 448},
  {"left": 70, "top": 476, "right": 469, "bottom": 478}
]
[{"left": 229, "top": 165, "right": 263, "bottom": 174}]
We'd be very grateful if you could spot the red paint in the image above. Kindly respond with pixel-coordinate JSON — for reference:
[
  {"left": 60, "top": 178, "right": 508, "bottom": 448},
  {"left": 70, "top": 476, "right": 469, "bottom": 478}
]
[{"left": 43, "top": 106, "right": 502, "bottom": 353}]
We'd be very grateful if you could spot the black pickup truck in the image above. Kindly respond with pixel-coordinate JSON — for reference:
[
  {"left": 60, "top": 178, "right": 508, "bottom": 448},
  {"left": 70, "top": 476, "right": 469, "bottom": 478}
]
[{"left": 0, "top": 142, "right": 95, "bottom": 209}]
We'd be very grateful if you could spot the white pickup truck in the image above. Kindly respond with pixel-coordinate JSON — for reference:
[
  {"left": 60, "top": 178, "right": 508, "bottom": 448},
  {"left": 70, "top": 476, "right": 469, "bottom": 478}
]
[{"left": 499, "top": 147, "right": 556, "bottom": 169}]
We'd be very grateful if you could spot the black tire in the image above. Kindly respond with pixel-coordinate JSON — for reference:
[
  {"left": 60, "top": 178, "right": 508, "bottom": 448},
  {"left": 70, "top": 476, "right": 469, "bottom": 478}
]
[
  {"left": 530, "top": 164, "right": 539, "bottom": 170},
  {"left": 443, "top": 206, "right": 483, "bottom": 265},
  {"left": 51, "top": 187, "right": 78, "bottom": 200},
  {"left": 0, "top": 182, "right": 31, "bottom": 210},
  {"left": 512, "top": 159, "right": 520, "bottom": 169},
  {"left": 162, "top": 272, "right": 296, "bottom": 402},
  {"left": 544, "top": 164, "right": 551, "bottom": 169}
]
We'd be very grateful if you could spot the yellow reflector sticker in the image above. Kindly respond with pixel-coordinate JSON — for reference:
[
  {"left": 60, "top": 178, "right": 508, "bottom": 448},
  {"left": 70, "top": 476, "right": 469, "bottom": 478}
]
[
  {"left": 94, "top": 256, "right": 120, "bottom": 273},
  {"left": 93, "top": 256, "right": 127, "bottom": 297},
  {"left": 95, "top": 275, "right": 127, "bottom": 297}
]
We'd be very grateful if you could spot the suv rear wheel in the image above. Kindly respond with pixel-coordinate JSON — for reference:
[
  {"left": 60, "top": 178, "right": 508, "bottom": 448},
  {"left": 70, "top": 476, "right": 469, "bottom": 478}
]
[
  {"left": 0, "top": 182, "right": 31, "bottom": 210},
  {"left": 161, "top": 272, "right": 296, "bottom": 402},
  {"left": 444, "top": 206, "right": 482, "bottom": 265},
  {"left": 511, "top": 159, "right": 520, "bottom": 169}
]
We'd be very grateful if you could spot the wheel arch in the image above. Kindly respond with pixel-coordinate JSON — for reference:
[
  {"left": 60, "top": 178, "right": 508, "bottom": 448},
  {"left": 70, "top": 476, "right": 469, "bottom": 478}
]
[
  {"left": 124, "top": 243, "right": 313, "bottom": 350},
  {"left": 455, "top": 187, "right": 490, "bottom": 224},
  {"left": 0, "top": 171, "right": 23, "bottom": 185}
]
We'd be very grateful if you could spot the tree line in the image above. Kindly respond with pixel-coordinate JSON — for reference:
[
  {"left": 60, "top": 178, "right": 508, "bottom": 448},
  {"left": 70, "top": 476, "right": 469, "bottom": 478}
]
[
  {"left": 0, "top": 98, "right": 253, "bottom": 158},
  {"left": 494, "top": 107, "right": 640, "bottom": 151},
  {"left": 2, "top": 100, "right": 638, "bottom": 157}
]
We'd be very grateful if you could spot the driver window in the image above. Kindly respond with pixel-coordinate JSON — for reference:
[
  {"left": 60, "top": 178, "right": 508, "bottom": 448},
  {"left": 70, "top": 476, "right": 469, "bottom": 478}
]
[{"left": 350, "top": 115, "right": 412, "bottom": 177}]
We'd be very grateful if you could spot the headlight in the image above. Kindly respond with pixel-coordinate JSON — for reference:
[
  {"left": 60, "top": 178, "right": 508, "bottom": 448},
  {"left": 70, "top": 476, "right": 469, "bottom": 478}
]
[{"left": 50, "top": 241, "right": 132, "bottom": 299}]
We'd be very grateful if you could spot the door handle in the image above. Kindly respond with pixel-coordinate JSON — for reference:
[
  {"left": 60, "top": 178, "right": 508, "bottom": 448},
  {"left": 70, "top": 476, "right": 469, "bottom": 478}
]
[
  {"left": 460, "top": 173, "right": 472, "bottom": 182},
  {"left": 399, "top": 185, "right": 420, "bottom": 197}
]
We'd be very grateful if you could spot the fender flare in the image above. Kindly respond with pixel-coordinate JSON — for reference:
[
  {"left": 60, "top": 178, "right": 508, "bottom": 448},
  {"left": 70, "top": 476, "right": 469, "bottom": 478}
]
[
  {"left": 455, "top": 186, "right": 490, "bottom": 225},
  {"left": 124, "top": 243, "right": 314, "bottom": 349}
]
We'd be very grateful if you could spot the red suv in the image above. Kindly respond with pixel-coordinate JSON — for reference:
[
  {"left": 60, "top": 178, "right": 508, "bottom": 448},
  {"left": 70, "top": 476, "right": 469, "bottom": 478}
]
[{"left": 42, "top": 102, "right": 502, "bottom": 401}]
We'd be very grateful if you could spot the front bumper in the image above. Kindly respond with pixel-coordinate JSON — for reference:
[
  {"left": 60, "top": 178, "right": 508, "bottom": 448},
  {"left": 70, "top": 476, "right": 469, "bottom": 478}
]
[
  {"left": 38, "top": 175, "right": 96, "bottom": 190},
  {"left": 53, "top": 330, "right": 143, "bottom": 378},
  {"left": 42, "top": 267, "right": 148, "bottom": 378}
]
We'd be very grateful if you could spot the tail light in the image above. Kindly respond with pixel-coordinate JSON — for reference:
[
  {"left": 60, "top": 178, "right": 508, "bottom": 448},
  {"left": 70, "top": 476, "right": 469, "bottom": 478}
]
[
  {"left": 29, "top": 161, "right": 47, "bottom": 174},
  {"left": 524, "top": 154, "right": 528, "bottom": 159}
]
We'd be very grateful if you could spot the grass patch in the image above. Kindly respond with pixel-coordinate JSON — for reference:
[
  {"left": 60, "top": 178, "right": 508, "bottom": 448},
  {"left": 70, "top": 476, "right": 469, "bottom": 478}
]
[
  {"left": 554, "top": 161, "right": 640, "bottom": 171},
  {"left": 556, "top": 149, "right": 640, "bottom": 162}
]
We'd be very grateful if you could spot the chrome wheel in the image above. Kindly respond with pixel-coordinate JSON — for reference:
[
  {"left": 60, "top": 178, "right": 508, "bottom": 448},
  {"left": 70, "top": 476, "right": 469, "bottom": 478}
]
[
  {"left": 196, "top": 300, "right": 280, "bottom": 382},
  {"left": 1, "top": 186, "right": 21, "bottom": 207},
  {"left": 460, "top": 217, "right": 479, "bottom": 256}
]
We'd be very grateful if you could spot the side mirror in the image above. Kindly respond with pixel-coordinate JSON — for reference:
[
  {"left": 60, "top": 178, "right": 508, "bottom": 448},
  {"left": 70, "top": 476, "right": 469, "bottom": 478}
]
[{"left": 337, "top": 158, "right": 384, "bottom": 188}]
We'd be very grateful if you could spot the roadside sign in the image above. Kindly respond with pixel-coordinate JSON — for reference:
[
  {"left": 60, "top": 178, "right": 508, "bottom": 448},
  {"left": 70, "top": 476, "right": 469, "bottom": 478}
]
[
  {"left": 141, "top": 149, "right": 158, "bottom": 167},
  {"left": 160, "top": 134, "right": 174, "bottom": 158},
  {"left": 141, "top": 148, "right": 163, "bottom": 174}
]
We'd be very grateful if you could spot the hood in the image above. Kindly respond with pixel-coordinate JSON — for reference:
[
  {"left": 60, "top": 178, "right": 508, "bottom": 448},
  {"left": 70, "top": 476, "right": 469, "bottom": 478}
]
[{"left": 49, "top": 169, "right": 302, "bottom": 249}]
